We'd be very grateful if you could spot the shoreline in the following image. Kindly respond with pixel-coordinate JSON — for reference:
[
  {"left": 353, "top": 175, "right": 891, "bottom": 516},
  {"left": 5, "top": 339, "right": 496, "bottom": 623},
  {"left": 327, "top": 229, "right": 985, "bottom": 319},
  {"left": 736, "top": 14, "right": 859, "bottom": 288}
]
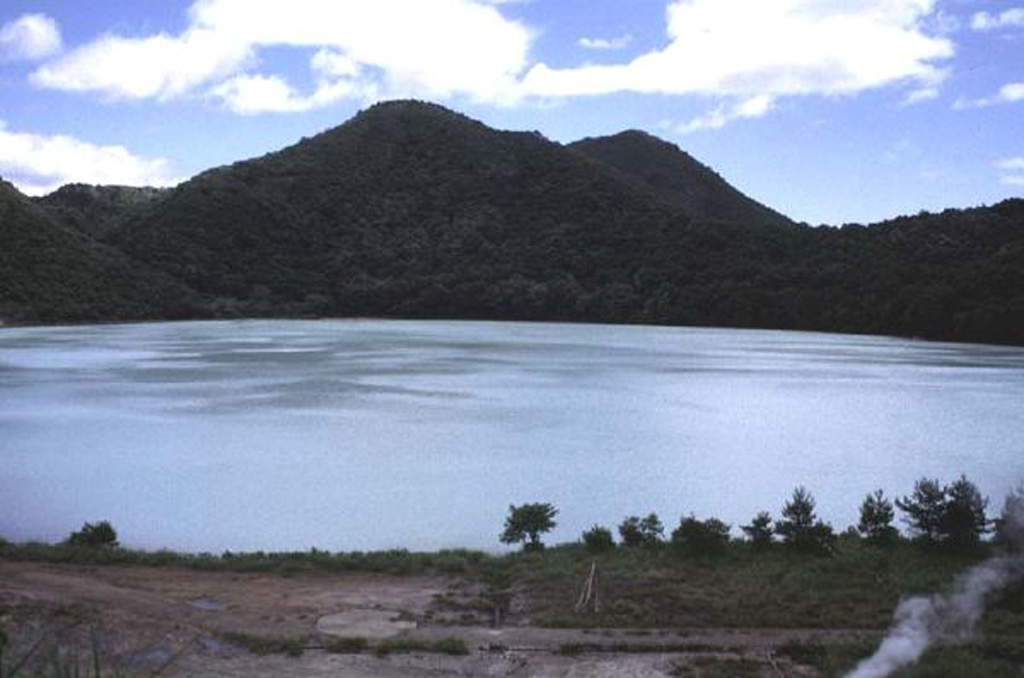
[{"left": 4, "top": 313, "right": 1024, "bottom": 351}]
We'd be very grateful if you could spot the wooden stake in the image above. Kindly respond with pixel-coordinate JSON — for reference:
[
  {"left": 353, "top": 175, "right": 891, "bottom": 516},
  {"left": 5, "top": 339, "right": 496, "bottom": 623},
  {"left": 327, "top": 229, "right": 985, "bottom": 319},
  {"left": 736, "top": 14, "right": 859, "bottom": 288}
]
[{"left": 575, "top": 561, "right": 600, "bottom": 613}]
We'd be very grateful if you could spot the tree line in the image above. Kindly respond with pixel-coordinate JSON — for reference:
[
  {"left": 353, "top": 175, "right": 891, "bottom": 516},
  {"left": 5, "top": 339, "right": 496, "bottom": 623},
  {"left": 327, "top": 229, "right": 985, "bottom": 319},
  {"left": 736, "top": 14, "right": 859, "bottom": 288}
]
[
  {"left": 15, "top": 475, "right": 1017, "bottom": 557},
  {"left": 501, "top": 475, "right": 1022, "bottom": 555}
]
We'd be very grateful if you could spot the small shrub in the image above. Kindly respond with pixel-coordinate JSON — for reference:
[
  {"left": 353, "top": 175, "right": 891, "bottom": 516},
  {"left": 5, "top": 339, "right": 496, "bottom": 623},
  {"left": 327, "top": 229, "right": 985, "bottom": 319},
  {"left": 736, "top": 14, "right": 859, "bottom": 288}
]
[
  {"left": 375, "top": 637, "right": 467, "bottom": 656},
  {"left": 618, "top": 513, "right": 664, "bottom": 548},
  {"left": 377, "top": 638, "right": 422, "bottom": 656},
  {"left": 324, "top": 636, "right": 368, "bottom": 653},
  {"left": 740, "top": 511, "right": 773, "bottom": 548},
  {"left": 431, "top": 637, "right": 470, "bottom": 656},
  {"left": 500, "top": 503, "right": 557, "bottom": 552},
  {"left": 66, "top": 521, "right": 118, "bottom": 548},
  {"left": 581, "top": 525, "right": 615, "bottom": 552},
  {"left": 670, "top": 515, "right": 731, "bottom": 557},
  {"left": 221, "top": 631, "right": 305, "bottom": 656}
]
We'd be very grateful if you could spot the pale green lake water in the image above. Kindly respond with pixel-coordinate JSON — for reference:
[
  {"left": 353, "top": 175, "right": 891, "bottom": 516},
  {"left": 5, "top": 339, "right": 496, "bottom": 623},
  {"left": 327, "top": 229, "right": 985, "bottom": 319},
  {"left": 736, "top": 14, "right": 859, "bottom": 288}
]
[{"left": 2, "top": 319, "right": 1023, "bottom": 551}]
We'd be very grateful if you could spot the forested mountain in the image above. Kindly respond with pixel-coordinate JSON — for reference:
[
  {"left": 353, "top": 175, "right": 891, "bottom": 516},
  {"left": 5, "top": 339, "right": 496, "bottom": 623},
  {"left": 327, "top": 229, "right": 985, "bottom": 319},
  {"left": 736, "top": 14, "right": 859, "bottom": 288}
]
[
  {"left": 1, "top": 100, "right": 1021, "bottom": 344},
  {"left": 568, "top": 130, "right": 790, "bottom": 227},
  {"left": 103, "top": 100, "right": 688, "bottom": 319}
]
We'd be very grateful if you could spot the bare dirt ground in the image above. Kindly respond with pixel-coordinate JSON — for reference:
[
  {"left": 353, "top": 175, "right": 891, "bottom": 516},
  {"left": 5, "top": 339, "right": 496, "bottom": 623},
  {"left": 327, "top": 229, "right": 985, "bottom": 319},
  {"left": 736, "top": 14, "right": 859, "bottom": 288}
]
[{"left": 0, "top": 561, "right": 875, "bottom": 676}]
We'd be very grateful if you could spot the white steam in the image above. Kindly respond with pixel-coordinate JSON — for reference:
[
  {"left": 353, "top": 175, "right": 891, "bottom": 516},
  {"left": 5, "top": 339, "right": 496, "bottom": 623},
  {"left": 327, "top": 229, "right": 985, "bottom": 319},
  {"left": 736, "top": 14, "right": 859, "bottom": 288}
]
[{"left": 845, "top": 490, "right": 1024, "bottom": 678}]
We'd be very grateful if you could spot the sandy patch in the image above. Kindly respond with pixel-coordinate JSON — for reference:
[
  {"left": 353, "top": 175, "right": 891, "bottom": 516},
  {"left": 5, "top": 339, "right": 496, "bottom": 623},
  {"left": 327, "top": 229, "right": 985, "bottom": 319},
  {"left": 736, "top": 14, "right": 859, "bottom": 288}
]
[{"left": 316, "top": 609, "right": 416, "bottom": 639}]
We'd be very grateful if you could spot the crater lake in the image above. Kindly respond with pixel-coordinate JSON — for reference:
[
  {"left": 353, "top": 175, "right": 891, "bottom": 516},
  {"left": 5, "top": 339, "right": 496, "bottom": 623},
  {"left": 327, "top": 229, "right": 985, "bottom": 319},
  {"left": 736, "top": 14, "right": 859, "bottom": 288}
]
[{"left": 2, "top": 319, "right": 1023, "bottom": 552}]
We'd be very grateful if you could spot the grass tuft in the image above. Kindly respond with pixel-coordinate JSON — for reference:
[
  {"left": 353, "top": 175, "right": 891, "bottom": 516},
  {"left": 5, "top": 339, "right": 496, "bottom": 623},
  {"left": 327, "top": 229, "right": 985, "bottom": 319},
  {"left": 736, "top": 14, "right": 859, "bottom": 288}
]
[
  {"left": 374, "top": 636, "right": 470, "bottom": 657},
  {"left": 219, "top": 631, "right": 305, "bottom": 657},
  {"left": 322, "top": 636, "right": 369, "bottom": 654}
]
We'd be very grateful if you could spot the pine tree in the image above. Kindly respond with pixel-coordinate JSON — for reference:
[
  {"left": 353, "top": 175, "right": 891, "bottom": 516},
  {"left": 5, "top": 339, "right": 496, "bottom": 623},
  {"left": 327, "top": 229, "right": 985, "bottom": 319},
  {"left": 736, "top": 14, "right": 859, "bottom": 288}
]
[
  {"left": 939, "top": 475, "right": 988, "bottom": 550},
  {"left": 896, "top": 478, "right": 946, "bottom": 543},
  {"left": 741, "top": 511, "right": 774, "bottom": 548},
  {"left": 776, "top": 487, "right": 834, "bottom": 553},
  {"left": 858, "top": 489, "right": 899, "bottom": 544}
]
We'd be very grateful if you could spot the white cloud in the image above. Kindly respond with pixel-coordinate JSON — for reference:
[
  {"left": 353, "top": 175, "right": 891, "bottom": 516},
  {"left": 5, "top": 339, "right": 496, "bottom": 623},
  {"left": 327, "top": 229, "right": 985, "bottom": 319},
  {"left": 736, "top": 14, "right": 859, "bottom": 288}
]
[
  {"left": 954, "top": 82, "right": 1024, "bottom": 109},
  {"left": 0, "top": 122, "right": 179, "bottom": 195},
  {"left": 211, "top": 48, "right": 384, "bottom": 114},
  {"left": 996, "top": 157, "right": 1024, "bottom": 188},
  {"left": 971, "top": 8, "right": 1024, "bottom": 31},
  {"left": 523, "top": 0, "right": 952, "bottom": 105},
  {"left": 999, "top": 83, "right": 1024, "bottom": 101},
  {"left": 666, "top": 95, "right": 775, "bottom": 134},
  {"left": 32, "top": 0, "right": 532, "bottom": 109},
  {"left": 32, "top": 29, "right": 251, "bottom": 100},
  {"left": 928, "top": 10, "right": 962, "bottom": 35},
  {"left": 577, "top": 34, "right": 633, "bottom": 51},
  {"left": 903, "top": 86, "right": 940, "bottom": 105},
  {"left": 901, "top": 67, "right": 948, "bottom": 105},
  {"left": 0, "top": 13, "right": 62, "bottom": 61},
  {"left": 211, "top": 73, "right": 375, "bottom": 114},
  {"left": 311, "top": 49, "right": 361, "bottom": 79},
  {"left": 22, "top": 0, "right": 958, "bottom": 126},
  {"left": 211, "top": 74, "right": 316, "bottom": 114}
]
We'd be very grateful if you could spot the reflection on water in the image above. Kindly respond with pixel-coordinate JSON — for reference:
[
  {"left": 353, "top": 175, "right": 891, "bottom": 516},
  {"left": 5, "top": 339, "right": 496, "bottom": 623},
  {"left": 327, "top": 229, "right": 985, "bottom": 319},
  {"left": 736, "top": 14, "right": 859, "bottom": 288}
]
[{"left": 2, "top": 319, "right": 1023, "bottom": 552}]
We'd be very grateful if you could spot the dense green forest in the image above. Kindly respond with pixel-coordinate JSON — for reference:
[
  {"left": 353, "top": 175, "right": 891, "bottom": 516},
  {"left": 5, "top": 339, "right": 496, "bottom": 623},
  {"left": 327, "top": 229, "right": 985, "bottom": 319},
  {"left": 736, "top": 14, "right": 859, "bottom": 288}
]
[
  {"left": 1, "top": 100, "right": 1022, "bottom": 344},
  {"left": 0, "top": 179, "right": 192, "bottom": 322}
]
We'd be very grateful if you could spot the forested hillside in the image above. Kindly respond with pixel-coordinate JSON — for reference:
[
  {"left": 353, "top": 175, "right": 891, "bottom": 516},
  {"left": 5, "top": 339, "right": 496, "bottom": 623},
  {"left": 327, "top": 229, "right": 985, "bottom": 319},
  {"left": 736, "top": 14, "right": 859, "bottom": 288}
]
[
  {"left": 37, "top": 184, "right": 169, "bottom": 239},
  {"left": 568, "top": 130, "right": 790, "bottom": 227},
  {"left": 0, "top": 180, "right": 191, "bottom": 322},
  {"left": 1, "top": 100, "right": 1021, "bottom": 344}
]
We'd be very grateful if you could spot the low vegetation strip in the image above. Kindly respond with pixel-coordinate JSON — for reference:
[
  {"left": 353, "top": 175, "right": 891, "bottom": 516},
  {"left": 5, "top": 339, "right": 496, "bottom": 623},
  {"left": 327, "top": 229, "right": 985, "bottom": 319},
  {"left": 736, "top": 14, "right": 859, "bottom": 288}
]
[
  {"left": 557, "top": 640, "right": 743, "bottom": 655},
  {"left": 374, "top": 637, "right": 470, "bottom": 657},
  {"left": 0, "top": 542, "right": 495, "bottom": 576},
  {"left": 215, "top": 632, "right": 469, "bottom": 659}
]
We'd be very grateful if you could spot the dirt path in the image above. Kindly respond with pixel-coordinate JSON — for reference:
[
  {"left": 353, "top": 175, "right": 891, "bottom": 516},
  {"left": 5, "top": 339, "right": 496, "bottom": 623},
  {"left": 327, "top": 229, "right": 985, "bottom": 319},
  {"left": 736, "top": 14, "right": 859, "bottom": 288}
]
[{"left": 0, "top": 561, "right": 874, "bottom": 677}]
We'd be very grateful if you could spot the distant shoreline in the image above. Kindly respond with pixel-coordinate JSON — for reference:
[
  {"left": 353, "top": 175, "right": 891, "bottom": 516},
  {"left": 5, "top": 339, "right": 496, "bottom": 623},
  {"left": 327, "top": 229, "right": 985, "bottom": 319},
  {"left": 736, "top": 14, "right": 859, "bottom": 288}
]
[{"left": 4, "top": 314, "right": 1021, "bottom": 350}]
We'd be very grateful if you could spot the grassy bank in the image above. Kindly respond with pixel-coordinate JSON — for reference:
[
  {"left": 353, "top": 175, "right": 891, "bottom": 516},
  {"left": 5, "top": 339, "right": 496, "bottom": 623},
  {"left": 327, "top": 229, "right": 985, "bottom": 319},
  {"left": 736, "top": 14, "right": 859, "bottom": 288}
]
[
  {"left": 4, "top": 535, "right": 1020, "bottom": 634},
  {"left": 509, "top": 536, "right": 1023, "bottom": 631},
  {"left": 2, "top": 536, "right": 1023, "bottom": 677}
]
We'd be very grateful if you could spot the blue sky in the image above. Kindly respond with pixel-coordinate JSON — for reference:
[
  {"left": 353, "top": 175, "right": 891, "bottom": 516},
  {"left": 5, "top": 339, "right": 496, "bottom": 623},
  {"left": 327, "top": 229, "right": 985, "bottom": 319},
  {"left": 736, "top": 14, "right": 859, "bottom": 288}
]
[{"left": 0, "top": 0, "right": 1021, "bottom": 225}]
